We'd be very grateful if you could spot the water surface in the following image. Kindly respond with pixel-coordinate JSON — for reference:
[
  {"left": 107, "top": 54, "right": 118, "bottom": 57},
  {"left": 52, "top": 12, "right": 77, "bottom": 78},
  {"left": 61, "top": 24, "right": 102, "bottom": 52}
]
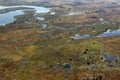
[
  {"left": 0, "top": 10, "right": 24, "bottom": 25},
  {"left": 98, "top": 29, "right": 120, "bottom": 37},
  {"left": 0, "top": 5, "right": 50, "bottom": 26}
]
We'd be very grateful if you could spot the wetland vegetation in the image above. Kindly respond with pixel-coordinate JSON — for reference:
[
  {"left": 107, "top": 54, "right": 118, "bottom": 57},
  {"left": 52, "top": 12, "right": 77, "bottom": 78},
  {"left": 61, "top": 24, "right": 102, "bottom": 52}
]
[{"left": 0, "top": 0, "right": 120, "bottom": 80}]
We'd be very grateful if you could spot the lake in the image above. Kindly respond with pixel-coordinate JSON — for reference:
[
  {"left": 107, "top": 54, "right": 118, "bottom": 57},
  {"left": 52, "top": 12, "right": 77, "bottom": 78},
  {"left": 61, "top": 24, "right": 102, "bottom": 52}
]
[
  {"left": 70, "top": 29, "right": 120, "bottom": 40},
  {"left": 98, "top": 29, "right": 120, "bottom": 37},
  {"left": 0, "top": 5, "right": 50, "bottom": 26}
]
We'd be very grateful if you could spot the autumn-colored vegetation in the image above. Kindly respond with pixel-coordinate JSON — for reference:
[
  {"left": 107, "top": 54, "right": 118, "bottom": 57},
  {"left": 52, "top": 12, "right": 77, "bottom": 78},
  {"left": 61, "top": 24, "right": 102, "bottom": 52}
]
[{"left": 0, "top": 0, "right": 120, "bottom": 80}]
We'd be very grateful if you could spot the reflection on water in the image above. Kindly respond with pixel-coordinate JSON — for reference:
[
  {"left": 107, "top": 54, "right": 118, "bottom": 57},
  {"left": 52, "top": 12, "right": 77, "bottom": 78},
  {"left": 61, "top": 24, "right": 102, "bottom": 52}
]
[
  {"left": 98, "top": 29, "right": 120, "bottom": 37},
  {"left": 0, "top": 5, "right": 50, "bottom": 13},
  {"left": 70, "top": 34, "right": 90, "bottom": 39},
  {"left": 0, "top": 5, "right": 50, "bottom": 26},
  {"left": 37, "top": 17, "right": 45, "bottom": 21},
  {"left": 0, "top": 10, "right": 24, "bottom": 26},
  {"left": 42, "top": 24, "right": 47, "bottom": 28},
  {"left": 70, "top": 29, "right": 120, "bottom": 39}
]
